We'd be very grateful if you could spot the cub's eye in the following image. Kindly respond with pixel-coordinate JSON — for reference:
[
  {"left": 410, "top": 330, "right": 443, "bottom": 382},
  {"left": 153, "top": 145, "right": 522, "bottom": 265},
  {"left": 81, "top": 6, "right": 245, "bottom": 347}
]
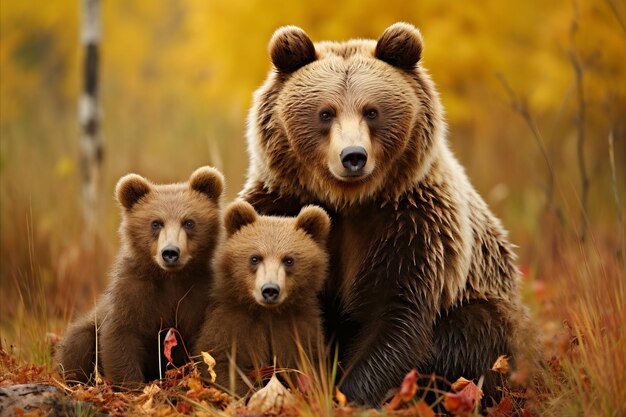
[
  {"left": 283, "top": 257, "right": 294, "bottom": 267},
  {"left": 364, "top": 108, "right": 378, "bottom": 120},
  {"left": 319, "top": 109, "right": 335, "bottom": 122},
  {"left": 151, "top": 220, "right": 162, "bottom": 231},
  {"left": 250, "top": 255, "right": 261, "bottom": 266},
  {"left": 183, "top": 220, "right": 195, "bottom": 230}
]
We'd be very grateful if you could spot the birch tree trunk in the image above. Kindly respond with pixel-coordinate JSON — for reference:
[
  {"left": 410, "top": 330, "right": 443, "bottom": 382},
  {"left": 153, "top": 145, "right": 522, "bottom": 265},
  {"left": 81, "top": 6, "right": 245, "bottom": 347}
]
[{"left": 79, "top": 0, "right": 103, "bottom": 247}]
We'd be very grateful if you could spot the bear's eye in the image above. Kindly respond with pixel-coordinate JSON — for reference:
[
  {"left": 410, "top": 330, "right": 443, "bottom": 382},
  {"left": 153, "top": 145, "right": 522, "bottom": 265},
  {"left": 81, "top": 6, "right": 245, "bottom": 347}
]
[
  {"left": 183, "top": 220, "right": 195, "bottom": 230},
  {"left": 364, "top": 108, "right": 378, "bottom": 120},
  {"left": 319, "top": 109, "right": 335, "bottom": 122},
  {"left": 283, "top": 257, "right": 294, "bottom": 267},
  {"left": 250, "top": 255, "right": 262, "bottom": 266},
  {"left": 151, "top": 220, "right": 163, "bottom": 231}
]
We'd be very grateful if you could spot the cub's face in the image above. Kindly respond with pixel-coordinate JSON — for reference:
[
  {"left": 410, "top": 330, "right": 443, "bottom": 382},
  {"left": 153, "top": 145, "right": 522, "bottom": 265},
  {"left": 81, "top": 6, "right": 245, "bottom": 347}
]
[
  {"left": 255, "top": 23, "right": 438, "bottom": 205},
  {"left": 115, "top": 166, "right": 225, "bottom": 272},
  {"left": 218, "top": 201, "right": 330, "bottom": 308}
]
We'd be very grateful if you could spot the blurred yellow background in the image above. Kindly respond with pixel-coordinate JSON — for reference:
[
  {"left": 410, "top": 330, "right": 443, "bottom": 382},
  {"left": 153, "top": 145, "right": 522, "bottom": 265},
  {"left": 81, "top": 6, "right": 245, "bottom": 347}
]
[{"left": 1, "top": 1, "right": 625, "bottom": 334}]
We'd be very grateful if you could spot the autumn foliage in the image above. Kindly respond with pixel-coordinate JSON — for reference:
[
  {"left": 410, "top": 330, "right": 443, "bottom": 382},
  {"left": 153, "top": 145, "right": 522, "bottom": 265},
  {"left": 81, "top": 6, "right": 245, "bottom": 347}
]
[{"left": 1, "top": 1, "right": 625, "bottom": 416}]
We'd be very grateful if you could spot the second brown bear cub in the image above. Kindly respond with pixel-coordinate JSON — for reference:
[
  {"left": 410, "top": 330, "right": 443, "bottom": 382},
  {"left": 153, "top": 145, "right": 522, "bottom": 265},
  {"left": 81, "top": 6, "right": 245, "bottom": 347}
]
[
  {"left": 195, "top": 201, "right": 330, "bottom": 395},
  {"left": 56, "top": 167, "right": 224, "bottom": 385}
]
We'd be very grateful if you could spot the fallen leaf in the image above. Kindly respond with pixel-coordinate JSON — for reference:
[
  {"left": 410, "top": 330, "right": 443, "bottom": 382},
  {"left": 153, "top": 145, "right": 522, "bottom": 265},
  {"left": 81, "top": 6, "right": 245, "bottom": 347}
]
[
  {"left": 491, "top": 355, "right": 510, "bottom": 374},
  {"left": 176, "top": 400, "right": 192, "bottom": 414},
  {"left": 400, "top": 368, "right": 419, "bottom": 401},
  {"left": 335, "top": 387, "right": 347, "bottom": 407},
  {"left": 384, "top": 369, "right": 421, "bottom": 411},
  {"left": 247, "top": 374, "right": 296, "bottom": 415},
  {"left": 163, "top": 328, "right": 178, "bottom": 364},
  {"left": 187, "top": 376, "right": 203, "bottom": 394},
  {"left": 296, "top": 372, "right": 311, "bottom": 393},
  {"left": 487, "top": 395, "right": 513, "bottom": 417},
  {"left": 443, "top": 380, "right": 483, "bottom": 415},
  {"left": 141, "top": 383, "right": 161, "bottom": 398},
  {"left": 201, "top": 351, "right": 217, "bottom": 383},
  {"left": 451, "top": 376, "right": 472, "bottom": 391}
]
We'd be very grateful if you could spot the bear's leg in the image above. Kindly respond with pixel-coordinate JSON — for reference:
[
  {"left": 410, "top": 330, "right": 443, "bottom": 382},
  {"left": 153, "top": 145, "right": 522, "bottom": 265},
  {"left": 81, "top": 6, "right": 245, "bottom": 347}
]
[
  {"left": 430, "top": 299, "right": 514, "bottom": 405},
  {"left": 56, "top": 312, "right": 98, "bottom": 383}
]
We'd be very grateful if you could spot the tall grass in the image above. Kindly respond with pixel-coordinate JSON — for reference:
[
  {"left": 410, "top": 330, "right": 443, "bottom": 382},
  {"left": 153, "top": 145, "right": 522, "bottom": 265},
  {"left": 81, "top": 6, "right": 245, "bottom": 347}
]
[{"left": 531, "top": 229, "right": 626, "bottom": 417}]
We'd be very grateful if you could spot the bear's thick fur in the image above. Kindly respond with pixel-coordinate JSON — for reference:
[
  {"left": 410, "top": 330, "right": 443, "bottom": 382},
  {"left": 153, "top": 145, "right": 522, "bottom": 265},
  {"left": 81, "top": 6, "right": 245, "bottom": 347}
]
[
  {"left": 56, "top": 166, "right": 224, "bottom": 385},
  {"left": 240, "top": 23, "right": 527, "bottom": 405},
  {"left": 194, "top": 201, "right": 330, "bottom": 395}
]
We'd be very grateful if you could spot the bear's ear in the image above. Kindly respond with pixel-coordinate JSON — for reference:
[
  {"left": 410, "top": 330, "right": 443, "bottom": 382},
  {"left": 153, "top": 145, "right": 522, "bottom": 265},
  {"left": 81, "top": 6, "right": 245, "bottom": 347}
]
[
  {"left": 189, "top": 166, "right": 225, "bottom": 203},
  {"left": 295, "top": 205, "right": 331, "bottom": 245},
  {"left": 269, "top": 26, "right": 316, "bottom": 74},
  {"left": 224, "top": 200, "right": 258, "bottom": 237},
  {"left": 115, "top": 174, "right": 152, "bottom": 210},
  {"left": 375, "top": 22, "right": 423, "bottom": 70}
]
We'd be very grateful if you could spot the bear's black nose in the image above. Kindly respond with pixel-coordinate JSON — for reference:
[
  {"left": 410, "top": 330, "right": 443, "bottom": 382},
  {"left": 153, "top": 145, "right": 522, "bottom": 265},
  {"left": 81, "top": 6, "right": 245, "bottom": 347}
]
[
  {"left": 162, "top": 245, "right": 180, "bottom": 265},
  {"left": 261, "top": 283, "right": 280, "bottom": 304},
  {"left": 340, "top": 146, "right": 368, "bottom": 172}
]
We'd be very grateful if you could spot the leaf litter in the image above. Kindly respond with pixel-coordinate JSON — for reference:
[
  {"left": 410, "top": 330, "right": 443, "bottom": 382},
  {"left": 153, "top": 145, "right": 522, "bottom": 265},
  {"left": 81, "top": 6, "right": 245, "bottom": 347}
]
[{"left": 0, "top": 335, "right": 534, "bottom": 416}]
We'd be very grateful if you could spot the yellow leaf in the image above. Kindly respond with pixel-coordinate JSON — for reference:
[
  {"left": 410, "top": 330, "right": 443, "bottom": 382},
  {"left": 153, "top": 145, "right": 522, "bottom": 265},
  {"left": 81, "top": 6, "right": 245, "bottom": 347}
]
[
  {"left": 491, "top": 355, "right": 510, "bottom": 374},
  {"left": 188, "top": 376, "right": 203, "bottom": 393},
  {"left": 201, "top": 351, "right": 217, "bottom": 383},
  {"left": 335, "top": 387, "right": 347, "bottom": 407}
]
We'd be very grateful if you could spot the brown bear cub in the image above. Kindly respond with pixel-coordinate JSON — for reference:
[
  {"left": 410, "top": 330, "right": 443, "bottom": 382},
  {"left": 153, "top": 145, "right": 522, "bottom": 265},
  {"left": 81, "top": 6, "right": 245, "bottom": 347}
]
[
  {"left": 56, "top": 166, "right": 225, "bottom": 385},
  {"left": 194, "top": 200, "right": 330, "bottom": 395}
]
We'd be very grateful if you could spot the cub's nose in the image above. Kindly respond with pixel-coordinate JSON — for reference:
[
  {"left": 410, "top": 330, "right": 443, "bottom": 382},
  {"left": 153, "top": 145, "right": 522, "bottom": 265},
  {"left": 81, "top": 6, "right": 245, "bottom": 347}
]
[
  {"left": 161, "top": 245, "right": 180, "bottom": 265},
  {"left": 340, "top": 146, "right": 368, "bottom": 172},
  {"left": 261, "top": 283, "right": 280, "bottom": 304}
]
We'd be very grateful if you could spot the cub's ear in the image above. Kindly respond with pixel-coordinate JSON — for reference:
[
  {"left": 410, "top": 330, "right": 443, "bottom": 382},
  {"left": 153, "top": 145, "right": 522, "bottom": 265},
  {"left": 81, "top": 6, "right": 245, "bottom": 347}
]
[
  {"left": 116, "top": 174, "right": 151, "bottom": 210},
  {"left": 189, "top": 166, "right": 225, "bottom": 203},
  {"left": 375, "top": 22, "right": 423, "bottom": 70},
  {"left": 269, "top": 25, "right": 316, "bottom": 74},
  {"left": 224, "top": 200, "right": 258, "bottom": 237},
  {"left": 295, "top": 205, "right": 331, "bottom": 245}
]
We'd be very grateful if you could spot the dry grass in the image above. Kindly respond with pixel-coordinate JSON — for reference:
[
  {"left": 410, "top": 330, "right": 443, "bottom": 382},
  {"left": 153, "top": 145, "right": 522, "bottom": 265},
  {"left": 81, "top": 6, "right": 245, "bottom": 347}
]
[{"left": 1, "top": 3, "right": 624, "bottom": 414}]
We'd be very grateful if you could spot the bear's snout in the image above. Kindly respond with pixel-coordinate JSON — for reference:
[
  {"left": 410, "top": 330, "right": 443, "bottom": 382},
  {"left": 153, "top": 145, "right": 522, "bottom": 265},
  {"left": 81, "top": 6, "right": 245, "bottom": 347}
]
[
  {"left": 161, "top": 245, "right": 181, "bottom": 265},
  {"left": 340, "top": 146, "right": 368, "bottom": 173},
  {"left": 260, "top": 283, "right": 280, "bottom": 304}
]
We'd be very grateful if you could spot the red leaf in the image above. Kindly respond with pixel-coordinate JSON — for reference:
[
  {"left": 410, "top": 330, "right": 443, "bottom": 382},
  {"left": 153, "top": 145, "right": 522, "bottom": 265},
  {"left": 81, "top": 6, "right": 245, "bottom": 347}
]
[
  {"left": 297, "top": 372, "right": 311, "bottom": 393},
  {"left": 443, "top": 380, "right": 483, "bottom": 415},
  {"left": 487, "top": 396, "right": 514, "bottom": 417},
  {"left": 384, "top": 369, "right": 420, "bottom": 411},
  {"left": 163, "top": 328, "right": 178, "bottom": 364},
  {"left": 400, "top": 369, "right": 419, "bottom": 401},
  {"left": 176, "top": 400, "right": 192, "bottom": 414}
]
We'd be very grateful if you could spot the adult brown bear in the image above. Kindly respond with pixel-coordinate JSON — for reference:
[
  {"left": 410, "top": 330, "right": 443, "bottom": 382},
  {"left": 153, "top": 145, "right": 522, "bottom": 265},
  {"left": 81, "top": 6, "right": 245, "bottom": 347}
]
[{"left": 240, "top": 22, "right": 526, "bottom": 406}]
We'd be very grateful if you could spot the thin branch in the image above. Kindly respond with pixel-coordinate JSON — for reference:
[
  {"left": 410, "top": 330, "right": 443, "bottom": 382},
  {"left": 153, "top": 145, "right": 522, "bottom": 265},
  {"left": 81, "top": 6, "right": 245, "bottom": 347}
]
[
  {"left": 496, "top": 73, "right": 560, "bottom": 224},
  {"left": 604, "top": 0, "right": 626, "bottom": 33},
  {"left": 570, "top": 1, "right": 590, "bottom": 243},
  {"left": 608, "top": 131, "right": 626, "bottom": 275}
]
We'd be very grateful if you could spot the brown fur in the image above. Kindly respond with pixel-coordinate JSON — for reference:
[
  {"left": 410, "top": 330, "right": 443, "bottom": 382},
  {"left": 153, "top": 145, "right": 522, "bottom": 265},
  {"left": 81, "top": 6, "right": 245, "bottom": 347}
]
[
  {"left": 194, "top": 201, "right": 330, "bottom": 395},
  {"left": 240, "top": 23, "right": 529, "bottom": 406},
  {"left": 55, "top": 167, "right": 224, "bottom": 385}
]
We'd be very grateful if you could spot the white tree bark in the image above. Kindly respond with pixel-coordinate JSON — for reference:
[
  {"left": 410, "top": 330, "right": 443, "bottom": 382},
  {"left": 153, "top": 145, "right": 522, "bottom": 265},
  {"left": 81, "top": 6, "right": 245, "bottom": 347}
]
[{"left": 80, "top": 0, "right": 103, "bottom": 246}]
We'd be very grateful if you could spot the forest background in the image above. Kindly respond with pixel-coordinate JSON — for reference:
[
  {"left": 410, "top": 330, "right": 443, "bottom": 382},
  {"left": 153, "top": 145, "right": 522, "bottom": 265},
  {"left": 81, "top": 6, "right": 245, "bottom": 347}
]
[{"left": 1, "top": 1, "right": 625, "bottom": 416}]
